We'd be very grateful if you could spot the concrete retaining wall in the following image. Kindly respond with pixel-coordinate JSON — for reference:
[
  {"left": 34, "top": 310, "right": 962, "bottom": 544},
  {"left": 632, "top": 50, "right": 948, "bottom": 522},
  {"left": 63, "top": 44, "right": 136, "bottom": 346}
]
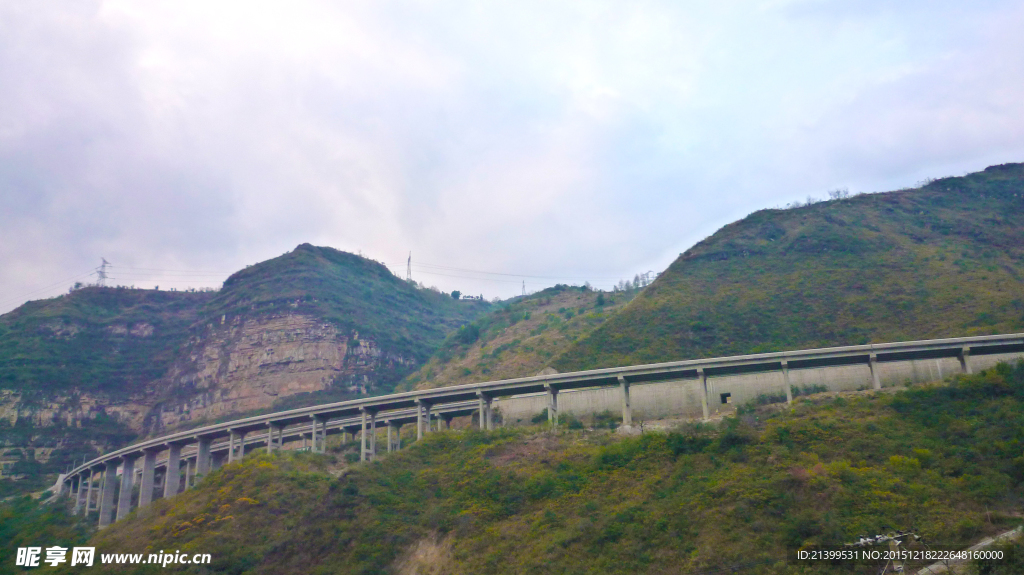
[{"left": 495, "top": 352, "right": 1024, "bottom": 424}]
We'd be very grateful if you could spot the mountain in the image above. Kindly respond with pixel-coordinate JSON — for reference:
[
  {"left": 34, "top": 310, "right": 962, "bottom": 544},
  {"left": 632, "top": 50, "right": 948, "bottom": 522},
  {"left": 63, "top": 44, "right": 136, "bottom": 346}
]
[
  {"left": 0, "top": 244, "right": 490, "bottom": 496},
  {"left": 554, "top": 163, "right": 1024, "bottom": 371},
  {"left": 402, "top": 284, "right": 640, "bottom": 390},
  {"left": 150, "top": 244, "right": 490, "bottom": 427}
]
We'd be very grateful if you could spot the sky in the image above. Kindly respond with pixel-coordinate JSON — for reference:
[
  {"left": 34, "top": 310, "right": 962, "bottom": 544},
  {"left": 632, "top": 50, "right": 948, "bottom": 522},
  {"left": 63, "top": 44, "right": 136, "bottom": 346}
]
[{"left": 2, "top": 0, "right": 1024, "bottom": 312}]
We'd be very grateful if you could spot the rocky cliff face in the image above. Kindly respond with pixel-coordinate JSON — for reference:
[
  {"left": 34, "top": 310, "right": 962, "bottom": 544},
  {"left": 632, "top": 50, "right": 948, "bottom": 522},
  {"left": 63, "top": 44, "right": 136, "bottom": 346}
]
[
  {"left": 0, "top": 389, "right": 150, "bottom": 429},
  {"left": 147, "top": 312, "right": 413, "bottom": 432},
  {"left": 0, "top": 245, "right": 490, "bottom": 495}
]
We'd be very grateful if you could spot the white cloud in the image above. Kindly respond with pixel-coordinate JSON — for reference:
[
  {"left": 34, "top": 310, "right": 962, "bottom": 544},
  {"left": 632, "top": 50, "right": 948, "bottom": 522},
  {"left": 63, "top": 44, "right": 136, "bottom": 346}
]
[{"left": 1, "top": 0, "right": 1023, "bottom": 311}]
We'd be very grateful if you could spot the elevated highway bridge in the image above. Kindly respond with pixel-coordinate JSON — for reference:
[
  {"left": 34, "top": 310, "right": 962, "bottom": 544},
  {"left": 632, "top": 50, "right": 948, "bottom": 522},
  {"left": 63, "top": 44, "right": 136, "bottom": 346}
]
[{"left": 54, "top": 332, "right": 1024, "bottom": 527}]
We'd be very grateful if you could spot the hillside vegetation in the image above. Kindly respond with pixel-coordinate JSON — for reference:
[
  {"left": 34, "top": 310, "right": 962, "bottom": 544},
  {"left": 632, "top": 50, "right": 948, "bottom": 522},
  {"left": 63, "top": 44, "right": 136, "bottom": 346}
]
[
  {"left": 402, "top": 285, "right": 639, "bottom": 390},
  {"left": 53, "top": 361, "right": 1024, "bottom": 575},
  {"left": 0, "top": 288, "right": 214, "bottom": 395},
  {"left": 202, "top": 244, "right": 490, "bottom": 367},
  {"left": 555, "top": 163, "right": 1024, "bottom": 371}
]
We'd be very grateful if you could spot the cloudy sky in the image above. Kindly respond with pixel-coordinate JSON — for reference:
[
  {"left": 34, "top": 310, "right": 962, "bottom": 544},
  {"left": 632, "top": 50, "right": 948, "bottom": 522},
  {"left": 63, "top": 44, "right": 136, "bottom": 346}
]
[{"left": 2, "top": 0, "right": 1023, "bottom": 312}]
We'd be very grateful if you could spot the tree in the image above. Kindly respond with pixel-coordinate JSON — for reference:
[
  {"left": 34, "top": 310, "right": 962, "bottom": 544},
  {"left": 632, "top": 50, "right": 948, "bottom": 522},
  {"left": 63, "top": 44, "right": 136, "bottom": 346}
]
[{"left": 451, "top": 290, "right": 461, "bottom": 300}]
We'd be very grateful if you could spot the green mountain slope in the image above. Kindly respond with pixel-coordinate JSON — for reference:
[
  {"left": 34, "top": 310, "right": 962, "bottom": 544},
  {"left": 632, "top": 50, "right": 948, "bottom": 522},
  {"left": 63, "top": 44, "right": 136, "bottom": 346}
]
[
  {"left": 555, "top": 163, "right": 1024, "bottom": 371},
  {"left": 71, "top": 361, "right": 1024, "bottom": 574},
  {"left": 0, "top": 287, "right": 214, "bottom": 394},
  {"left": 202, "top": 244, "right": 491, "bottom": 367},
  {"left": 403, "top": 284, "right": 640, "bottom": 390}
]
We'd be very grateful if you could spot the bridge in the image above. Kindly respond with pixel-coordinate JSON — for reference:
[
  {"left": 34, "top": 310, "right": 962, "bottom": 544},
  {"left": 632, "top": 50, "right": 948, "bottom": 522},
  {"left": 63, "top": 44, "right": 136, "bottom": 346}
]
[{"left": 54, "top": 332, "right": 1024, "bottom": 527}]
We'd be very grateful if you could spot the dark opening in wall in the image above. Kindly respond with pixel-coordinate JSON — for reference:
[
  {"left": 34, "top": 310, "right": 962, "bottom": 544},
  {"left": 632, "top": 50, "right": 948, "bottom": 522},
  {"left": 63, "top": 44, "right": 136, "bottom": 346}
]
[{"left": 720, "top": 392, "right": 732, "bottom": 404}]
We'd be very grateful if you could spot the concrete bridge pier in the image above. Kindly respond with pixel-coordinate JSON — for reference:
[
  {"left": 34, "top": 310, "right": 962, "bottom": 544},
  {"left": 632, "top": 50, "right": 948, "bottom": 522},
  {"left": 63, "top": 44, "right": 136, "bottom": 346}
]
[
  {"left": 416, "top": 399, "right": 430, "bottom": 440},
  {"left": 477, "top": 393, "right": 493, "bottom": 430},
  {"left": 960, "top": 346, "right": 973, "bottom": 374},
  {"left": 370, "top": 412, "right": 378, "bottom": 459},
  {"left": 163, "top": 444, "right": 181, "bottom": 498},
  {"left": 442, "top": 415, "right": 452, "bottom": 430},
  {"left": 869, "top": 353, "right": 881, "bottom": 390},
  {"left": 116, "top": 455, "right": 137, "bottom": 521},
  {"left": 98, "top": 461, "right": 118, "bottom": 528},
  {"left": 781, "top": 360, "right": 793, "bottom": 404},
  {"left": 86, "top": 469, "right": 97, "bottom": 515},
  {"left": 618, "top": 376, "right": 632, "bottom": 427},
  {"left": 184, "top": 457, "right": 194, "bottom": 491},
  {"left": 138, "top": 449, "right": 157, "bottom": 509},
  {"left": 196, "top": 436, "right": 212, "bottom": 478},
  {"left": 228, "top": 430, "right": 247, "bottom": 462},
  {"left": 312, "top": 416, "right": 327, "bottom": 453},
  {"left": 267, "top": 423, "right": 284, "bottom": 454},
  {"left": 387, "top": 421, "right": 401, "bottom": 452},
  {"left": 699, "top": 369, "right": 709, "bottom": 420},
  {"left": 546, "top": 385, "right": 559, "bottom": 425},
  {"left": 360, "top": 408, "right": 378, "bottom": 462},
  {"left": 71, "top": 475, "right": 83, "bottom": 515}
]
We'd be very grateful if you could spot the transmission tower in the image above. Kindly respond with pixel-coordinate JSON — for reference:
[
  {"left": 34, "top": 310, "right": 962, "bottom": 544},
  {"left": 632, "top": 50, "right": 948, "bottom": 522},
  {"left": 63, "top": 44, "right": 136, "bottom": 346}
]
[
  {"left": 406, "top": 252, "right": 412, "bottom": 282},
  {"left": 96, "top": 258, "right": 111, "bottom": 287}
]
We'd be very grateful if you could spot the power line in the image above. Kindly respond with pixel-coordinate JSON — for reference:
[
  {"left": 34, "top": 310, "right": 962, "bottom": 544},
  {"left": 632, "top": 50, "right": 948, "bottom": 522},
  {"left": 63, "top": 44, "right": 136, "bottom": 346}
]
[
  {"left": 0, "top": 269, "right": 96, "bottom": 309},
  {"left": 114, "top": 266, "right": 236, "bottom": 274},
  {"left": 397, "top": 260, "right": 626, "bottom": 281}
]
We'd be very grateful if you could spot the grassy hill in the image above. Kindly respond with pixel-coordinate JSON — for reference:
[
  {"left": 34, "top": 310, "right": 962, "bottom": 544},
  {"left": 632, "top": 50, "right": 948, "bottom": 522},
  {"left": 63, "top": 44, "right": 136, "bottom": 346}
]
[
  {"left": 554, "top": 163, "right": 1024, "bottom": 372},
  {"left": 0, "top": 287, "right": 214, "bottom": 395},
  {"left": 402, "top": 284, "right": 640, "bottom": 390},
  {"left": 202, "top": 244, "right": 491, "bottom": 367},
  {"left": 43, "top": 360, "right": 1024, "bottom": 575}
]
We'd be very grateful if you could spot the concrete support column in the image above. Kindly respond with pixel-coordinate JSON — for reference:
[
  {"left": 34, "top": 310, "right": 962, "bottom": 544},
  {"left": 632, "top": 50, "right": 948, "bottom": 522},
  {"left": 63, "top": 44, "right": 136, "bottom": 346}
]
[
  {"left": 116, "top": 455, "right": 137, "bottom": 521},
  {"left": 699, "top": 369, "right": 709, "bottom": 420},
  {"left": 959, "top": 346, "right": 973, "bottom": 375},
  {"left": 546, "top": 385, "right": 559, "bottom": 426},
  {"left": 442, "top": 415, "right": 452, "bottom": 430},
  {"left": 416, "top": 400, "right": 427, "bottom": 440},
  {"left": 781, "top": 360, "right": 793, "bottom": 404},
  {"left": 72, "top": 475, "right": 83, "bottom": 515},
  {"left": 98, "top": 462, "right": 118, "bottom": 528},
  {"left": 266, "top": 423, "right": 275, "bottom": 454},
  {"left": 313, "top": 417, "right": 326, "bottom": 453},
  {"left": 618, "top": 375, "right": 632, "bottom": 427},
  {"left": 869, "top": 353, "right": 881, "bottom": 390},
  {"left": 477, "top": 394, "right": 486, "bottom": 430},
  {"left": 163, "top": 444, "right": 181, "bottom": 498},
  {"left": 184, "top": 458, "right": 194, "bottom": 491},
  {"left": 196, "top": 437, "right": 212, "bottom": 478},
  {"left": 85, "top": 469, "right": 97, "bottom": 513},
  {"left": 228, "top": 431, "right": 238, "bottom": 463},
  {"left": 139, "top": 450, "right": 157, "bottom": 509},
  {"left": 369, "top": 411, "right": 377, "bottom": 460},
  {"left": 360, "top": 409, "right": 369, "bottom": 462},
  {"left": 486, "top": 398, "right": 495, "bottom": 430}
]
